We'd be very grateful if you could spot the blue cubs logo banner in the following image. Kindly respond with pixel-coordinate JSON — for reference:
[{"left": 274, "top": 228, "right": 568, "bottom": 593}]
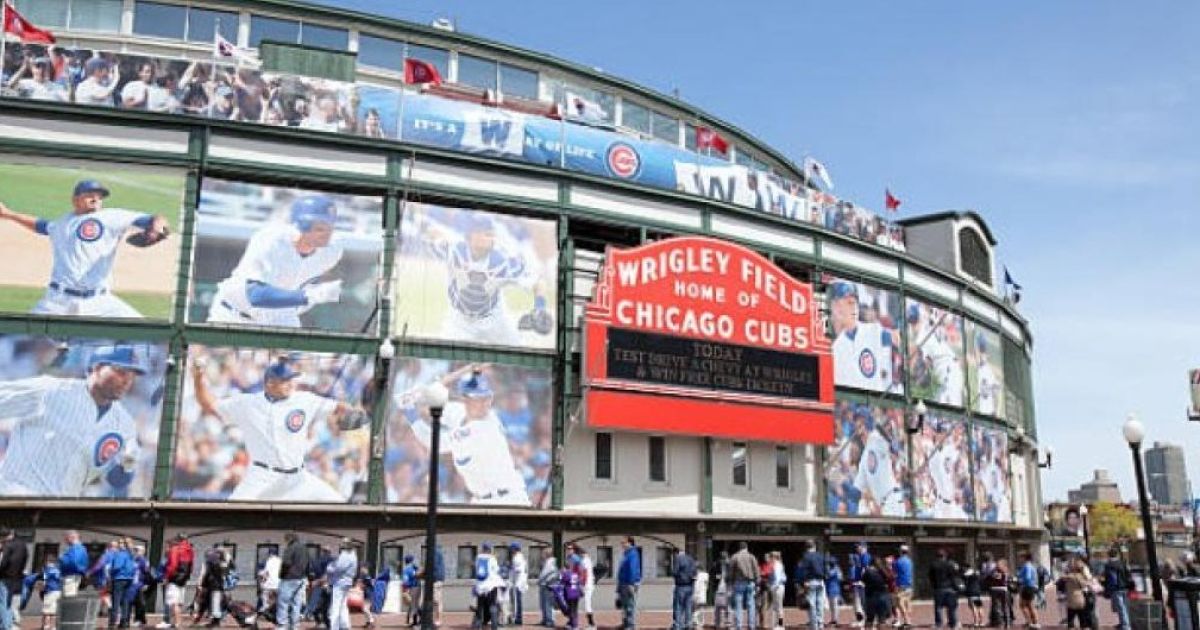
[
  {"left": 285, "top": 410, "right": 306, "bottom": 433},
  {"left": 76, "top": 218, "right": 104, "bottom": 242}
]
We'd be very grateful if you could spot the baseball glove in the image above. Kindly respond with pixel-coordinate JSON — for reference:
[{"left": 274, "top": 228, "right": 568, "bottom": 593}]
[
  {"left": 126, "top": 225, "right": 169, "bottom": 248},
  {"left": 518, "top": 307, "right": 553, "bottom": 335}
]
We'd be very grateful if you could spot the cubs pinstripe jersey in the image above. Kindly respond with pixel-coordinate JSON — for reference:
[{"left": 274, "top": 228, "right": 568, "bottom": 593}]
[
  {"left": 39, "top": 209, "right": 147, "bottom": 292},
  {"left": 975, "top": 362, "right": 1000, "bottom": 416},
  {"left": 0, "top": 376, "right": 139, "bottom": 496},
  {"left": 832, "top": 321, "right": 895, "bottom": 391},
  {"left": 216, "top": 390, "right": 333, "bottom": 470},
  {"left": 214, "top": 225, "right": 344, "bottom": 315},
  {"left": 425, "top": 239, "right": 535, "bottom": 319},
  {"left": 411, "top": 402, "right": 527, "bottom": 502}
]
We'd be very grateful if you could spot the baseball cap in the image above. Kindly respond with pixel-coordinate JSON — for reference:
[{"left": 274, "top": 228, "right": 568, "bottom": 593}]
[
  {"left": 906, "top": 303, "right": 921, "bottom": 324},
  {"left": 899, "top": 544, "right": 910, "bottom": 553},
  {"left": 264, "top": 359, "right": 299, "bottom": 381},
  {"left": 829, "top": 281, "right": 856, "bottom": 301},
  {"left": 403, "top": 554, "right": 414, "bottom": 563},
  {"left": 460, "top": 213, "right": 494, "bottom": 234},
  {"left": 481, "top": 541, "right": 493, "bottom": 552},
  {"left": 32, "top": 57, "right": 51, "bottom": 68},
  {"left": 340, "top": 537, "right": 354, "bottom": 549},
  {"left": 73, "top": 179, "right": 110, "bottom": 198},
  {"left": 458, "top": 371, "right": 493, "bottom": 399},
  {"left": 89, "top": 344, "right": 148, "bottom": 375},
  {"left": 509, "top": 542, "right": 521, "bottom": 551}
]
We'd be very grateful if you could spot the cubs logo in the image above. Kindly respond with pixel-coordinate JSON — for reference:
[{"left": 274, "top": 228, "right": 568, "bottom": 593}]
[
  {"left": 284, "top": 410, "right": 306, "bottom": 433},
  {"left": 858, "top": 349, "right": 877, "bottom": 378},
  {"left": 606, "top": 142, "right": 641, "bottom": 179},
  {"left": 76, "top": 218, "right": 104, "bottom": 242},
  {"left": 93, "top": 432, "right": 124, "bottom": 467}
]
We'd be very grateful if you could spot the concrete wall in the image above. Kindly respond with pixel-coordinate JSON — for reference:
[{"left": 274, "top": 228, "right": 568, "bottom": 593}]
[
  {"left": 711, "top": 440, "right": 817, "bottom": 517},
  {"left": 562, "top": 426, "right": 701, "bottom": 514}
]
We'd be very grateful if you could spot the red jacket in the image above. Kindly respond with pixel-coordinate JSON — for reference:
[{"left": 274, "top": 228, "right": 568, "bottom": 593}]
[{"left": 166, "top": 540, "right": 195, "bottom": 583}]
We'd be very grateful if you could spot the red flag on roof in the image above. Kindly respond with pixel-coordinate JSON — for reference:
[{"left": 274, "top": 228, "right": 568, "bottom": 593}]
[
  {"left": 404, "top": 58, "right": 443, "bottom": 86},
  {"left": 885, "top": 189, "right": 902, "bottom": 212},
  {"left": 4, "top": 3, "right": 56, "bottom": 44},
  {"left": 695, "top": 126, "right": 729, "bottom": 155}
]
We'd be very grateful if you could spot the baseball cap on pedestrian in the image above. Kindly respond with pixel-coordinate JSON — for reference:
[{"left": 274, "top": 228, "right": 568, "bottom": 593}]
[
  {"left": 509, "top": 542, "right": 521, "bottom": 551},
  {"left": 340, "top": 537, "right": 354, "bottom": 549},
  {"left": 89, "top": 344, "right": 148, "bottom": 375},
  {"left": 73, "top": 179, "right": 110, "bottom": 198},
  {"left": 899, "top": 544, "right": 909, "bottom": 553},
  {"left": 265, "top": 359, "right": 299, "bottom": 381},
  {"left": 481, "top": 541, "right": 493, "bottom": 552}
]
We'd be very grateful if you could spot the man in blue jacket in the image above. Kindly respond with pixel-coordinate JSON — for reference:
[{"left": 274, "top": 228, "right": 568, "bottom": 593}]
[
  {"left": 107, "top": 540, "right": 136, "bottom": 629},
  {"left": 670, "top": 548, "right": 697, "bottom": 630},
  {"left": 617, "top": 536, "right": 641, "bottom": 630},
  {"left": 58, "top": 531, "right": 90, "bottom": 597},
  {"left": 893, "top": 545, "right": 914, "bottom": 630}
]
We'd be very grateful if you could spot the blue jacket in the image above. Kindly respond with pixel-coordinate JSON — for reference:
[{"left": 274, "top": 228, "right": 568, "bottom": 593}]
[
  {"left": 1018, "top": 562, "right": 1037, "bottom": 589},
  {"left": 894, "top": 556, "right": 914, "bottom": 588},
  {"left": 797, "top": 551, "right": 826, "bottom": 583},
  {"left": 617, "top": 546, "right": 641, "bottom": 586},
  {"left": 826, "top": 566, "right": 843, "bottom": 598},
  {"left": 59, "top": 543, "right": 89, "bottom": 576},
  {"left": 109, "top": 549, "right": 136, "bottom": 581},
  {"left": 849, "top": 552, "right": 872, "bottom": 582}
]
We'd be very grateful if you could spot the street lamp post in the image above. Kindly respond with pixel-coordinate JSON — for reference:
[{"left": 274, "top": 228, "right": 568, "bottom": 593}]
[
  {"left": 1123, "top": 414, "right": 1164, "bottom": 603},
  {"left": 421, "top": 381, "right": 449, "bottom": 630}
]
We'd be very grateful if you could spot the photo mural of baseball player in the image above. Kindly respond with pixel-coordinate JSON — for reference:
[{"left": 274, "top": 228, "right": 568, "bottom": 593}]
[
  {"left": 1, "top": 44, "right": 402, "bottom": 138},
  {"left": 0, "top": 155, "right": 184, "bottom": 320},
  {"left": 394, "top": 204, "right": 558, "bottom": 350},
  {"left": 172, "top": 345, "right": 377, "bottom": 503},
  {"left": 965, "top": 322, "right": 1005, "bottom": 419},
  {"left": 824, "top": 398, "right": 911, "bottom": 518},
  {"left": 970, "top": 424, "right": 1012, "bottom": 523},
  {"left": 904, "top": 299, "right": 966, "bottom": 408},
  {"left": 0, "top": 334, "right": 168, "bottom": 498},
  {"left": 912, "top": 414, "right": 974, "bottom": 521},
  {"left": 825, "top": 276, "right": 905, "bottom": 395},
  {"left": 187, "top": 180, "right": 384, "bottom": 334},
  {"left": 384, "top": 358, "right": 553, "bottom": 507}
]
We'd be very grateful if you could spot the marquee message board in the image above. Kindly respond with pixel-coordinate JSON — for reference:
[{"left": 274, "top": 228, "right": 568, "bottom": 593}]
[{"left": 582, "top": 236, "right": 834, "bottom": 443}]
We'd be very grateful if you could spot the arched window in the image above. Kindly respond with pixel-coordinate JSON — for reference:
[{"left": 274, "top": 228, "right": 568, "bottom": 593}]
[{"left": 958, "top": 226, "right": 993, "bottom": 286}]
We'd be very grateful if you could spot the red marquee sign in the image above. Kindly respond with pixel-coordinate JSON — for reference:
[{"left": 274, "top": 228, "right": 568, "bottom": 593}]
[{"left": 583, "top": 236, "right": 834, "bottom": 444}]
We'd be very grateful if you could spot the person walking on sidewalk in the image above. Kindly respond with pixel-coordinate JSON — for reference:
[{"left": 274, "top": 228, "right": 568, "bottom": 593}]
[
  {"left": 892, "top": 545, "right": 914, "bottom": 630},
  {"left": 826, "top": 558, "right": 844, "bottom": 628},
  {"left": 849, "top": 543, "right": 872, "bottom": 628},
  {"left": 617, "top": 537, "right": 642, "bottom": 630},
  {"left": 797, "top": 540, "right": 827, "bottom": 630},
  {"left": 671, "top": 548, "right": 698, "bottom": 630},
  {"left": 928, "top": 548, "right": 960, "bottom": 630},
  {"left": 1102, "top": 549, "right": 1132, "bottom": 630},
  {"left": 277, "top": 532, "right": 308, "bottom": 630},
  {"left": 729, "top": 543, "right": 758, "bottom": 630},
  {"left": 1016, "top": 552, "right": 1040, "bottom": 629}
]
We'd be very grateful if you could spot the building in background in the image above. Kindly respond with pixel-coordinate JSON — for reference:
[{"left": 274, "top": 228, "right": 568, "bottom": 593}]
[
  {"left": 1145, "top": 441, "right": 1192, "bottom": 506},
  {"left": 1069, "top": 469, "right": 1124, "bottom": 504},
  {"left": 0, "top": 0, "right": 1043, "bottom": 610}
]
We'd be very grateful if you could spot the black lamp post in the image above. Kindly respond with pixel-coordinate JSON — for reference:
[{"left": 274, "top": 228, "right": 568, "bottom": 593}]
[
  {"left": 1123, "top": 414, "right": 1164, "bottom": 603},
  {"left": 421, "top": 381, "right": 449, "bottom": 630},
  {"left": 1079, "top": 504, "right": 1091, "bottom": 560}
]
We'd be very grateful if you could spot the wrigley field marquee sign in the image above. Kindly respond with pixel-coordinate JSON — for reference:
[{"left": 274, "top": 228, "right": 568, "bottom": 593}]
[{"left": 582, "top": 236, "right": 834, "bottom": 443}]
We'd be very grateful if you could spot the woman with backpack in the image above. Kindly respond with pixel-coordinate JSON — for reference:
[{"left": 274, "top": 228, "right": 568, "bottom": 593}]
[{"left": 1061, "top": 555, "right": 1094, "bottom": 629}]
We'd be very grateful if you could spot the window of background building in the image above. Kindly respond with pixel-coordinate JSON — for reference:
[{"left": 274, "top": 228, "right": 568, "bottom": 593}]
[
  {"left": 25, "top": 0, "right": 123, "bottom": 31},
  {"left": 13, "top": 0, "right": 67, "bottom": 28},
  {"left": 301, "top": 22, "right": 348, "bottom": 50},
  {"left": 958, "top": 226, "right": 993, "bottom": 286},
  {"left": 655, "top": 546, "right": 674, "bottom": 578},
  {"left": 494, "top": 546, "right": 510, "bottom": 568},
  {"left": 408, "top": 44, "right": 450, "bottom": 82},
  {"left": 648, "top": 436, "right": 666, "bottom": 482},
  {"left": 621, "top": 100, "right": 651, "bottom": 135},
  {"left": 595, "top": 432, "right": 613, "bottom": 480},
  {"left": 684, "top": 124, "right": 698, "bottom": 151},
  {"left": 775, "top": 446, "right": 791, "bottom": 488},
  {"left": 457, "top": 53, "right": 498, "bottom": 91},
  {"left": 456, "top": 545, "right": 477, "bottom": 579},
  {"left": 732, "top": 442, "right": 748, "bottom": 487},
  {"left": 133, "top": 2, "right": 235, "bottom": 43},
  {"left": 188, "top": 7, "right": 237, "bottom": 43},
  {"left": 652, "top": 111, "right": 680, "bottom": 144},
  {"left": 32, "top": 543, "right": 60, "bottom": 572},
  {"left": 358, "top": 34, "right": 405, "bottom": 72},
  {"left": 250, "top": 15, "right": 300, "bottom": 47},
  {"left": 500, "top": 63, "right": 539, "bottom": 100},
  {"left": 528, "top": 546, "right": 548, "bottom": 573}
]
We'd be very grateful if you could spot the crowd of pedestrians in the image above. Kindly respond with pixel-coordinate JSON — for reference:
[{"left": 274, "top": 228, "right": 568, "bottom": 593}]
[{"left": 0, "top": 527, "right": 1190, "bottom": 630}]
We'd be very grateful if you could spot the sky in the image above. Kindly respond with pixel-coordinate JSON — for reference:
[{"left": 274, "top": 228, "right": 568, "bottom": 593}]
[{"left": 322, "top": 0, "right": 1200, "bottom": 502}]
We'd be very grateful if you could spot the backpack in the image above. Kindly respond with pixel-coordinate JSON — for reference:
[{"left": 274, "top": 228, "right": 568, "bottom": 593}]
[
  {"left": 1037, "top": 565, "right": 1050, "bottom": 590},
  {"left": 171, "top": 543, "right": 194, "bottom": 586},
  {"left": 475, "top": 556, "right": 490, "bottom": 581}
]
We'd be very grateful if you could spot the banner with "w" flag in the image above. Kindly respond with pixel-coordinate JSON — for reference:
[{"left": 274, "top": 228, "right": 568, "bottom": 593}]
[{"left": 3, "top": 2, "right": 56, "bottom": 44}]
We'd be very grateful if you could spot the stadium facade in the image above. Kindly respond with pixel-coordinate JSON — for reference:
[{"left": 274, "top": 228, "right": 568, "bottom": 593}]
[{"left": 0, "top": 0, "right": 1043, "bottom": 610}]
